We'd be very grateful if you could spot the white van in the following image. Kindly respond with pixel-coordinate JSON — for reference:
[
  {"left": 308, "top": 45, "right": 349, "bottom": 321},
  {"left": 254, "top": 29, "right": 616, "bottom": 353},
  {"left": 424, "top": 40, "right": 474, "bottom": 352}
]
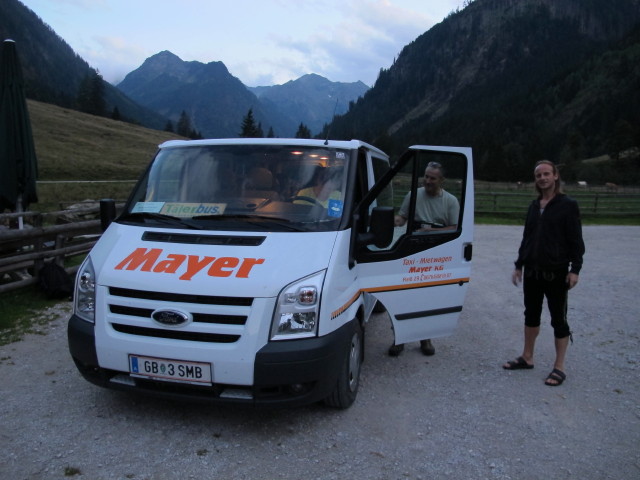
[{"left": 68, "top": 138, "right": 473, "bottom": 408}]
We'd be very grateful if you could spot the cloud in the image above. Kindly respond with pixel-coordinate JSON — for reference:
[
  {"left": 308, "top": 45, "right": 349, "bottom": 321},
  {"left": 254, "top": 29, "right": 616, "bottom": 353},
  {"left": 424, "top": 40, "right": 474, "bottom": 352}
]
[
  {"left": 264, "top": 0, "right": 435, "bottom": 86},
  {"left": 46, "top": 0, "right": 109, "bottom": 10},
  {"left": 82, "top": 35, "right": 151, "bottom": 84}
]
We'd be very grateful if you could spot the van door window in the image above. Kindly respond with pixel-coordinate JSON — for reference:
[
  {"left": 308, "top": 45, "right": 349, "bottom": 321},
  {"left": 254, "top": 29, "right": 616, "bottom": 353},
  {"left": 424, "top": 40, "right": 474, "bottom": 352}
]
[{"left": 357, "top": 149, "right": 468, "bottom": 259}]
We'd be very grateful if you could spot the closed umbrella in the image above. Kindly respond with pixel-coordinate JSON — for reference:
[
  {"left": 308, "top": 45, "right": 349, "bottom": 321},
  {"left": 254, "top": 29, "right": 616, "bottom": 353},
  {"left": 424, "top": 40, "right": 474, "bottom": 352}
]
[{"left": 0, "top": 39, "right": 38, "bottom": 227}]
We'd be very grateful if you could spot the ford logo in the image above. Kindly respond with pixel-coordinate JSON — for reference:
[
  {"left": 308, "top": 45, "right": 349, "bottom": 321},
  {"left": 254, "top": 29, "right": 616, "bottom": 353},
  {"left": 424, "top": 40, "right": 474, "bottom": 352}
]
[{"left": 151, "top": 309, "right": 191, "bottom": 327}]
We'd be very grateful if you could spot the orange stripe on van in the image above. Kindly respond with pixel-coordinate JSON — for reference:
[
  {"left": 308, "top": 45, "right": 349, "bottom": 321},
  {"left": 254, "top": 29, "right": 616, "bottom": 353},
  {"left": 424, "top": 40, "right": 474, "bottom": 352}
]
[
  {"left": 331, "top": 292, "right": 361, "bottom": 320},
  {"left": 330, "top": 277, "right": 470, "bottom": 320},
  {"left": 363, "top": 277, "right": 470, "bottom": 293}
]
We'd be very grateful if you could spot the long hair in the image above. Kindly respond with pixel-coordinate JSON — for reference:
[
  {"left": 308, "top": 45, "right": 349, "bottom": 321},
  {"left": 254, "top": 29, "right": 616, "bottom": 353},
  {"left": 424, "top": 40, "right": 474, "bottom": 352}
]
[{"left": 534, "top": 160, "right": 563, "bottom": 197}]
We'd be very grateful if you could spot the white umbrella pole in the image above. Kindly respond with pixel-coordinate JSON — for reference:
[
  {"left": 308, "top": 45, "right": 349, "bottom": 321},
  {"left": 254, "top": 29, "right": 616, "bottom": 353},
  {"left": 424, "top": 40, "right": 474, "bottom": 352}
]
[{"left": 17, "top": 196, "right": 24, "bottom": 229}]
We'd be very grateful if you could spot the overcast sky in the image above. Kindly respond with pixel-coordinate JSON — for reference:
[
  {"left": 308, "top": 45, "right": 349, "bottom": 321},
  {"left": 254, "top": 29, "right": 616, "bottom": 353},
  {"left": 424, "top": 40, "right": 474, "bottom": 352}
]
[{"left": 19, "top": 0, "right": 463, "bottom": 87}]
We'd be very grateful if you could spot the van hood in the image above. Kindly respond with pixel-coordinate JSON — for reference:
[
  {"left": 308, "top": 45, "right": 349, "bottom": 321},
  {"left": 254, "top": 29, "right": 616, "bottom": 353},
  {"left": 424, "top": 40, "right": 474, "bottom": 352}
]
[{"left": 92, "top": 224, "right": 339, "bottom": 297}]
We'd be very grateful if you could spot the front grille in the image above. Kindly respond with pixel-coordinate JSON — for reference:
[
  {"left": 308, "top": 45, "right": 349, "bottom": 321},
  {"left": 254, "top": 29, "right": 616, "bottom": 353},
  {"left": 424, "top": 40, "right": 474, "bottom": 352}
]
[
  {"left": 109, "top": 287, "right": 253, "bottom": 306},
  {"left": 112, "top": 323, "right": 240, "bottom": 343},
  {"left": 109, "top": 305, "right": 246, "bottom": 325},
  {"left": 105, "top": 286, "right": 252, "bottom": 344}
]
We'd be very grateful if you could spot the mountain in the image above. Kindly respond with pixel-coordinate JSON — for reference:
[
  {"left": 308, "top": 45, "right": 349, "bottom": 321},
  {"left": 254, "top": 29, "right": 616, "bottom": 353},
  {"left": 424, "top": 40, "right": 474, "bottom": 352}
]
[
  {"left": 0, "top": 0, "right": 169, "bottom": 130},
  {"left": 2, "top": 0, "right": 365, "bottom": 139},
  {"left": 326, "top": 0, "right": 640, "bottom": 182},
  {"left": 116, "top": 51, "right": 285, "bottom": 137},
  {"left": 117, "top": 53, "right": 368, "bottom": 138},
  {"left": 249, "top": 74, "right": 369, "bottom": 135}
]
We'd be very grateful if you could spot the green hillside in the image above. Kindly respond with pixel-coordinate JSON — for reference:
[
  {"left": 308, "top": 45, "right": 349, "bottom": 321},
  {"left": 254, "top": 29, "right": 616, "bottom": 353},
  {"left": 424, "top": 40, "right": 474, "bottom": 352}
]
[{"left": 27, "top": 100, "right": 184, "bottom": 209}]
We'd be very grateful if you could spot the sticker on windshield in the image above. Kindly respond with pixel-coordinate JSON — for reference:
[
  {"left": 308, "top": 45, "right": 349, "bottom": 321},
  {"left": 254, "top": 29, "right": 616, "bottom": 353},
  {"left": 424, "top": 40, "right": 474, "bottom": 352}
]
[
  {"left": 161, "top": 203, "right": 227, "bottom": 217},
  {"left": 132, "top": 202, "right": 165, "bottom": 213},
  {"left": 335, "top": 152, "right": 346, "bottom": 159},
  {"left": 327, "top": 199, "right": 343, "bottom": 218}
]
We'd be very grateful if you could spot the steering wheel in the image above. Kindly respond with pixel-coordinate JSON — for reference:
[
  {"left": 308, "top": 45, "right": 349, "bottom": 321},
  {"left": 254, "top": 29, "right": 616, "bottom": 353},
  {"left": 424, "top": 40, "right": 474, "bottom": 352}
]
[{"left": 290, "top": 195, "right": 324, "bottom": 208}]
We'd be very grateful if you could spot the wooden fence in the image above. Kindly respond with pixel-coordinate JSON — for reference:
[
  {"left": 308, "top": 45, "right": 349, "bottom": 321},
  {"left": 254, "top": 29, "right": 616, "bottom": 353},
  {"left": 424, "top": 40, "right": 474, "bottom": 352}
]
[
  {"left": 476, "top": 192, "right": 640, "bottom": 217},
  {"left": 0, "top": 206, "right": 105, "bottom": 294}
]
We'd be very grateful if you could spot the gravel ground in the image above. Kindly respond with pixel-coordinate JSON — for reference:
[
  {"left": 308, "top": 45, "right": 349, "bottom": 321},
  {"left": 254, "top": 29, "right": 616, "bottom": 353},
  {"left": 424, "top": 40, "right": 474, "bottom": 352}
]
[{"left": 1, "top": 225, "right": 639, "bottom": 480}]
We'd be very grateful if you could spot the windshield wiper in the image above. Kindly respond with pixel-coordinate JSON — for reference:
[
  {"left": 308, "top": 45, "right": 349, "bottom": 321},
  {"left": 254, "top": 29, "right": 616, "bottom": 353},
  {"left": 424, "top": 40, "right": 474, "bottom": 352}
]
[{"left": 119, "top": 212, "right": 204, "bottom": 230}]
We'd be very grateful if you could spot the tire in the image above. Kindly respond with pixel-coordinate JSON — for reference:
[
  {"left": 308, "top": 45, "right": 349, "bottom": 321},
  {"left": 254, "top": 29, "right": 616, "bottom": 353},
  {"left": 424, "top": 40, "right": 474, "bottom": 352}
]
[{"left": 324, "top": 321, "right": 363, "bottom": 409}]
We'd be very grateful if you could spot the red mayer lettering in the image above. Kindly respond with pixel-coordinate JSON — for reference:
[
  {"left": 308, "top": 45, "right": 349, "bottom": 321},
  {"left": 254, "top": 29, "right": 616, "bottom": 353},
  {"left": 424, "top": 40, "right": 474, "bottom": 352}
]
[{"left": 115, "top": 248, "right": 265, "bottom": 280}]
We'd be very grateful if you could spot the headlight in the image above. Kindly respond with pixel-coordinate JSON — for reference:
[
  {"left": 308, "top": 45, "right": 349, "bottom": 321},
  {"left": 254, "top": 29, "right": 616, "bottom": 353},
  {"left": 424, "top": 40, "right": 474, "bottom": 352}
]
[
  {"left": 270, "top": 271, "right": 325, "bottom": 340},
  {"left": 75, "top": 257, "right": 96, "bottom": 323}
]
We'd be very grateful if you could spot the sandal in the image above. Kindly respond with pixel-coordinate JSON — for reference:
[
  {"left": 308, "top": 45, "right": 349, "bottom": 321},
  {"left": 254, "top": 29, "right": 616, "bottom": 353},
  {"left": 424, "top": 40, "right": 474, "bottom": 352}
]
[
  {"left": 544, "top": 368, "right": 566, "bottom": 386},
  {"left": 502, "top": 356, "right": 534, "bottom": 370}
]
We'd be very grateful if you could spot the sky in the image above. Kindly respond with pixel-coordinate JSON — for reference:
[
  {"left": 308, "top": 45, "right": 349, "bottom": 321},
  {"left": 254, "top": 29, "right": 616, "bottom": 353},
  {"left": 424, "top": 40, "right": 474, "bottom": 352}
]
[{"left": 18, "top": 0, "right": 463, "bottom": 88}]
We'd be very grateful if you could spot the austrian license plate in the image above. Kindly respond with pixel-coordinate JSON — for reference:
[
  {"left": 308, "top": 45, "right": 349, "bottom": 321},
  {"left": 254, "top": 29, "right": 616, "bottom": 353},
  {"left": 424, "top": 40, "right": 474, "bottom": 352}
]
[{"left": 129, "top": 354, "right": 212, "bottom": 385}]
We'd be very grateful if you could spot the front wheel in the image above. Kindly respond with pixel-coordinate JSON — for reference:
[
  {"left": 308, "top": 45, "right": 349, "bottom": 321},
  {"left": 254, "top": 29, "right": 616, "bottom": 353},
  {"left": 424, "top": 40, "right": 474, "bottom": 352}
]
[{"left": 324, "top": 321, "right": 363, "bottom": 409}]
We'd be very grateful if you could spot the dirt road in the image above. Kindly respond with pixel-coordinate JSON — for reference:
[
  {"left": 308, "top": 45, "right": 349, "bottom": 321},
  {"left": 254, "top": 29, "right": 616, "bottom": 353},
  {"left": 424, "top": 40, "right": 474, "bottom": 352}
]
[{"left": 1, "top": 225, "right": 638, "bottom": 480}]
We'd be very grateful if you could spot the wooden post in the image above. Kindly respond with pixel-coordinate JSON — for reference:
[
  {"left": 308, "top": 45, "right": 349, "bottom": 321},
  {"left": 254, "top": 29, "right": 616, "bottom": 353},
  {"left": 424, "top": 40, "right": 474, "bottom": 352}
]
[
  {"left": 32, "top": 213, "right": 45, "bottom": 274},
  {"left": 54, "top": 234, "right": 66, "bottom": 267}
]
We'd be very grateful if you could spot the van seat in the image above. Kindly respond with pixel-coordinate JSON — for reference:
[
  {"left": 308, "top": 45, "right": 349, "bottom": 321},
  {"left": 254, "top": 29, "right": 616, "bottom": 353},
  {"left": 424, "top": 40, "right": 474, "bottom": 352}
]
[{"left": 243, "top": 167, "right": 279, "bottom": 200}]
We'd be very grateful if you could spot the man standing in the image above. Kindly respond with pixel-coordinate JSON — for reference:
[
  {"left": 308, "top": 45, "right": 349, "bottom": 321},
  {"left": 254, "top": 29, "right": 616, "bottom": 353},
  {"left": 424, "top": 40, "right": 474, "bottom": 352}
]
[
  {"left": 390, "top": 162, "right": 460, "bottom": 356},
  {"left": 503, "top": 160, "right": 585, "bottom": 386}
]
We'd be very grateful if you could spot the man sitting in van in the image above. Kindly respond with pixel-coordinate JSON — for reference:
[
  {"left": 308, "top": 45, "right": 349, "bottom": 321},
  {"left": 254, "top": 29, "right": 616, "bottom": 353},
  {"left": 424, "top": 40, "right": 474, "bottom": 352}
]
[
  {"left": 294, "top": 167, "right": 342, "bottom": 208},
  {"left": 395, "top": 161, "right": 459, "bottom": 232},
  {"left": 390, "top": 161, "right": 460, "bottom": 357}
]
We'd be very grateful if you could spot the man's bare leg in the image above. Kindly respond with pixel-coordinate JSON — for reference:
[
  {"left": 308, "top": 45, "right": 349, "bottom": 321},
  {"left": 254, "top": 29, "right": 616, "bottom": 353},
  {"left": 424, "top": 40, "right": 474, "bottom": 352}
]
[
  {"left": 503, "top": 325, "right": 538, "bottom": 368},
  {"left": 545, "top": 335, "right": 570, "bottom": 385},
  {"left": 522, "top": 325, "right": 539, "bottom": 364}
]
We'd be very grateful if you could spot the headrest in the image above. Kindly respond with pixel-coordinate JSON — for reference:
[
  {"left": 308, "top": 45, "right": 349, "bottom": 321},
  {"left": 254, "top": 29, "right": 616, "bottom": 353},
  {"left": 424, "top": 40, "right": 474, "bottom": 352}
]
[{"left": 247, "top": 168, "right": 273, "bottom": 189}]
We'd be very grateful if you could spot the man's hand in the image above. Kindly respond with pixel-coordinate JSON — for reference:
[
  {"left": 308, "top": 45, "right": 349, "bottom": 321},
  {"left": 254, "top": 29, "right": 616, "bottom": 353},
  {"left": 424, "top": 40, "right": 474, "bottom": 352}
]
[
  {"left": 512, "top": 269, "right": 522, "bottom": 286},
  {"left": 566, "top": 272, "right": 579, "bottom": 289},
  {"left": 394, "top": 215, "right": 407, "bottom": 227}
]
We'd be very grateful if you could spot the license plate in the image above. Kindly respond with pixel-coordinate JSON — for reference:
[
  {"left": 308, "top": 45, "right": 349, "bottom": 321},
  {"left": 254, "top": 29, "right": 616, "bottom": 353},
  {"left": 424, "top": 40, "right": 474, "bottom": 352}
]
[{"left": 129, "top": 354, "right": 212, "bottom": 385}]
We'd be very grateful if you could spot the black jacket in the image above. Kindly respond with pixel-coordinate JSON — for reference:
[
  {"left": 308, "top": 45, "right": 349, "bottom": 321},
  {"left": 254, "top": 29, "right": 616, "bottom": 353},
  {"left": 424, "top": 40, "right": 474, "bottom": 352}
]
[{"left": 515, "top": 194, "right": 585, "bottom": 274}]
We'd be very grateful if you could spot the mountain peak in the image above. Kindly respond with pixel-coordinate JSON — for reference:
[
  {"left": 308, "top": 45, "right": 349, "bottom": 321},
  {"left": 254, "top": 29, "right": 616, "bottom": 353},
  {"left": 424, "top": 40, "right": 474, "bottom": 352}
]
[
  {"left": 150, "top": 50, "right": 180, "bottom": 60},
  {"left": 248, "top": 74, "right": 368, "bottom": 134},
  {"left": 295, "top": 73, "right": 329, "bottom": 84},
  {"left": 118, "top": 50, "right": 186, "bottom": 88},
  {"left": 141, "top": 50, "right": 185, "bottom": 70}
]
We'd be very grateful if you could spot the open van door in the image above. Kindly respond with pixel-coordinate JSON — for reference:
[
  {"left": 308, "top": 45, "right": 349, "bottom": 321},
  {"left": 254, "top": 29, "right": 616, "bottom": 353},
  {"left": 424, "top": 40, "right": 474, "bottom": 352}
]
[{"left": 353, "top": 146, "right": 473, "bottom": 345}]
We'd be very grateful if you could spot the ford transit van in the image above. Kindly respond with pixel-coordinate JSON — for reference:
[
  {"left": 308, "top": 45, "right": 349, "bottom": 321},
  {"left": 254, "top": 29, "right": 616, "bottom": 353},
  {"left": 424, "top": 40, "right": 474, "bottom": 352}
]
[{"left": 68, "top": 138, "right": 473, "bottom": 408}]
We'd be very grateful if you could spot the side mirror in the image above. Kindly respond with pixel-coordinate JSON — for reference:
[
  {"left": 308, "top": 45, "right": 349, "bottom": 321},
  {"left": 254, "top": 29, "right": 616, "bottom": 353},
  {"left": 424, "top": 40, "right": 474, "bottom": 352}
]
[
  {"left": 357, "top": 206, "right": 394, "bottom": 248},
  {"left": 100, "top": 199, "right": 116, "bottom": 231}
]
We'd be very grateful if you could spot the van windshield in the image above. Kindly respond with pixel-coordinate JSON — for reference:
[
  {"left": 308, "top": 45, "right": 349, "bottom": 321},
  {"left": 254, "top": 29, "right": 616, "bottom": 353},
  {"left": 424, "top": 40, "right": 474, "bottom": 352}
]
[{"left": 123, "top": 144, "right": 351, "bottom": 232}]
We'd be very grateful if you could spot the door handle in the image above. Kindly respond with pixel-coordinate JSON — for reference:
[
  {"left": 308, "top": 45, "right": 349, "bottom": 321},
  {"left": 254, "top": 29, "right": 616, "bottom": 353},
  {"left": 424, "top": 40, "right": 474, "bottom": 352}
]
[{"left": 464, "top": 243, "right": 473, "bottom": 261}]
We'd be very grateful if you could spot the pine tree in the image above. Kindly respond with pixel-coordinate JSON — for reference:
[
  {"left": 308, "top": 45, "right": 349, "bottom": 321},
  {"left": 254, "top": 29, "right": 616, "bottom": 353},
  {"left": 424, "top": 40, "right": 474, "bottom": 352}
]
[
  {"left": 91, "top": 71, "right": 106, "bottom": 116},
  {"left": 295, "top": 122, "right": 312, "bottom": 139},
  {"left": 239, "top": 109, "right": 261, "bottom": 137},
  {"left": 76, "top": 69, "right": 106, "bottom": 117},
  {"left": 177, "top": 111, "right": 192, "bottom": 137}
]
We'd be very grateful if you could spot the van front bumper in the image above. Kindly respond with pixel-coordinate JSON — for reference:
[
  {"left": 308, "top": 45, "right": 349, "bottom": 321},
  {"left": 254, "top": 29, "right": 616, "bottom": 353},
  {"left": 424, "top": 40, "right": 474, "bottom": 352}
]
[{"left": 68, "top": 314, "right": 355, "bottom": 407}]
